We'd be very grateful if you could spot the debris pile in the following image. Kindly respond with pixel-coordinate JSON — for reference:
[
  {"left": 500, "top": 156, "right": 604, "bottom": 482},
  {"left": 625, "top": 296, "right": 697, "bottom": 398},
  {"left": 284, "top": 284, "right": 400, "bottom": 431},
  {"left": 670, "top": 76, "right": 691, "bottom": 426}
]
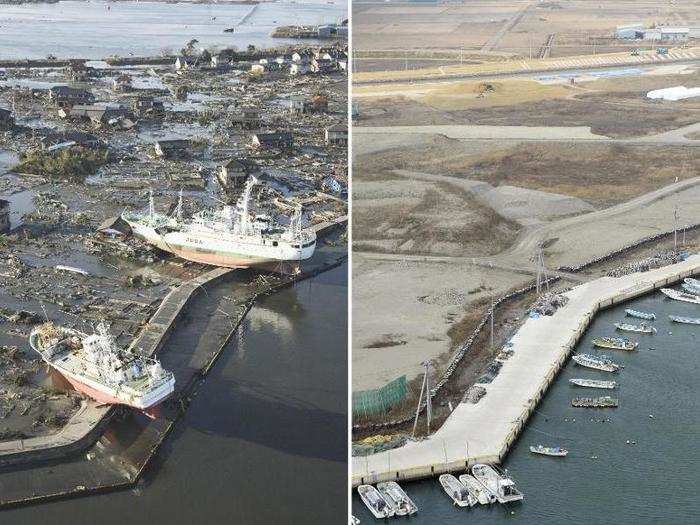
[
  {"left": 607, "top": 251, "right": 684, "bottom": 277},
  {"left": 463, "top": 385, "right": 486, "bottom": 404},
  {"left": 530, "top": 292, "right": 569, "bottom": 316}
]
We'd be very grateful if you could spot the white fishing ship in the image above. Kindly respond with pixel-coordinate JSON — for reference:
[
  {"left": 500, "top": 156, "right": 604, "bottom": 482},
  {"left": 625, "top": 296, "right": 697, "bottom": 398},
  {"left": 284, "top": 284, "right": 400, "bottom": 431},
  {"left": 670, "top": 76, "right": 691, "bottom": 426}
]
[
  {"left": 376, "top": 481, "right": 418, "bottom": 516},
  {"left": 29, "top": 322, "right": 175, "bottom": 413},
  {"left": 459, "top": 474, "right": 496, "bottom": 505},
  {"left": 681, "top": 283, "right": 700, "bottom": 296},
  {"left": 625, "top": 309, "right": 656, "bottom": 320},
  {"left": 439, "top": 474, "right": 476, "bottom": 508},
  {"left": 529, "top": 445, "right": 568, "bottom": 457},
  {"left": 669, "top": 315, "right": 700, "bottom": 325},
  {"left": 122, "top": 177, "right": 316, "bottom": 269},
  {"left": 614, "top": 321, "right": 656, "bottom": 334},
  {"left": 569, "top": 378, "right": 618, "bottom": 389},
  {"left": 572, "top": 354, "right": 620, "bottom": 373},
  {"left": 471, "top": 464, "right": 523, "bottom": 504},
  {"left": 357, "top": 485, "right": 393, "bottom": 519},
  {"left": 684, "top": 277, "right": 700, "bottom": 288},
  {"left": 660, "top": 288, "right": 700, "bottom": 305}
]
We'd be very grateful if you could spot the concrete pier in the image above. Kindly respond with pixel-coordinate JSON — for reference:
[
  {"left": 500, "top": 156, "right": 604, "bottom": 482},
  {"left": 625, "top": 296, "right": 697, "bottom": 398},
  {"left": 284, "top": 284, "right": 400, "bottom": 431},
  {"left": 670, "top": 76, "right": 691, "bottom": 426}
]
[{"left": 352, "top": 254, "right": 700, "bottom": 486}]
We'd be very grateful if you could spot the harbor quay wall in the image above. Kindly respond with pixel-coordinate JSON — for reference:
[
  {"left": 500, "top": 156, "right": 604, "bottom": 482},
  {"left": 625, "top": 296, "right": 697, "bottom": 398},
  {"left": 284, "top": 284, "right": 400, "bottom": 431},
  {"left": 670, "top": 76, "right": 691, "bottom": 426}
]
[
  {"left": 0, "top": 266, "right": 233, "bottom": 470},
  {"left": 0, "top": 253, "right": 346, "bottom": 509},
  {"left": 354, "top": 220, "right": 700, "bottom": 433},
  {"left": 351, "top": 254, "right": 700, "bottom": 487}
]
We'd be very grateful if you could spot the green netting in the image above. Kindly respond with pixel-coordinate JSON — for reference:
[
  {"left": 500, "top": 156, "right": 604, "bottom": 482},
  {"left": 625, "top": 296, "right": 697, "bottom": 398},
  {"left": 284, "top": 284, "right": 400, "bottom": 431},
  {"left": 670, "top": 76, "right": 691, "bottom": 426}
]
[{"left": 352, "top": 375, "right": 408, "bottom": 418}]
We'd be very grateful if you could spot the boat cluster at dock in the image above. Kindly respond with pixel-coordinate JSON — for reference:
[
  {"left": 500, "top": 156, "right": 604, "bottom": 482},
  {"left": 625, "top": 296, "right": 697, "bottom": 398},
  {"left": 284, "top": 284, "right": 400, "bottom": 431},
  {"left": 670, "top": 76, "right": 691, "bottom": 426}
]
[{"left": 357, "top": 464, "right": 522, "bottom": 519}]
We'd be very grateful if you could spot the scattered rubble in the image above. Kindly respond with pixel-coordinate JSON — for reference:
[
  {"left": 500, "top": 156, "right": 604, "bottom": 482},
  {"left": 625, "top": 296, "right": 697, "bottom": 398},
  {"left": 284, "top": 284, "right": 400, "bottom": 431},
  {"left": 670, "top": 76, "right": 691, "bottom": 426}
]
[
  {"left": 607, "top": 251, "right": 684, "bottom": 277},
  {"left": 530, "top": 291, "right": 570, "bottom": 316}
]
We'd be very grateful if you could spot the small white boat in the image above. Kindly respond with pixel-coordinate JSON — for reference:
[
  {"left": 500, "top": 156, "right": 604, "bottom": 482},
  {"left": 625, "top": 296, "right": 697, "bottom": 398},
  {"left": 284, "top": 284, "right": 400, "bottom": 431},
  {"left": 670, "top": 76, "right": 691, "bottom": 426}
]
[
  {"left": 376, "top": 481, "right": 418, "bottom": 516},
  {"left": 684, "top": 277, "right": 700, "bottom": 288},
  {"left": 669, "top": 315, "right": 700, "bottom": 325},
  {"left": 661, "top": 288, "right": 700, "bottom": 305},
  {"left": 459, "top": 473, "right": 496, "bottom": 505},
  {"left": 351, "top": 516, "right": 360, "bottom": 525},
  {"left": 569, "top": 378, "right": 618, "bottom": 389},
  {"left": 357, "top": 485, "right": 393, "bottom": 519},
  {"left": 625, "top": 308, "right": 655, "bottom": 320},
  {"left": 529, "top": 445, "right": 568, "bottom": 457},
  {"left": 471, "top": 464, "right": 524, "bottom": 504},
  {"left": 681, "top": 283, "right": 700, "bottom": 295},
  {"left": 572, "top": 354, "right": 620, "bottom": 373},
  {"left": 439, "top": 474, "right": 475, "bottom": 507},
  {"left": 614, "top": 321, "right": 656, "bottom": 334}
]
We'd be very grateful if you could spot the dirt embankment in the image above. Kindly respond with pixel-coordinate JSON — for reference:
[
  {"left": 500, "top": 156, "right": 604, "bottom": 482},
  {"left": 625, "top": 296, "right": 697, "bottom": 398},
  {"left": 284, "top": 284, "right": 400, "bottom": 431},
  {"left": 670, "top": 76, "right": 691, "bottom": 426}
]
[{"left": 355, "top": 138, "right": 700, "bottom": 208}]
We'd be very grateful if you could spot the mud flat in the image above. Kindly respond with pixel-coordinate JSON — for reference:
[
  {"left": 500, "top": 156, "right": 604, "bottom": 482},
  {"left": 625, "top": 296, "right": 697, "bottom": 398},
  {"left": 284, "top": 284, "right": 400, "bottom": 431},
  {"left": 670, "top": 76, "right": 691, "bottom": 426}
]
[{"left": 352, "top": 253, "right": 700, "bottom": 486}]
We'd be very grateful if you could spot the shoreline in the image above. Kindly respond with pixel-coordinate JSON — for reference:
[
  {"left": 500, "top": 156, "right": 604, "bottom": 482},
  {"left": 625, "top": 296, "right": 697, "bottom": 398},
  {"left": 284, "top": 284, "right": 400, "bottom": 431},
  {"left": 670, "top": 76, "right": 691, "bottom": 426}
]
[{"left": 352, "top": 253, "right": 700, "bottom": 486}]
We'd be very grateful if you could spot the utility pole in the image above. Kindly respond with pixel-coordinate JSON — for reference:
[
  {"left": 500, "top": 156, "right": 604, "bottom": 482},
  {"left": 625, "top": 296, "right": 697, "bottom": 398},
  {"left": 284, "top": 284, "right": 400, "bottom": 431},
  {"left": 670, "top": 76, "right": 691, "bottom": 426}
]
[
  {"left": 424, "top": 360, "right": 432, "bottom": 434},
  {"left": 490, "top": 298, "right": 495, "bottom": 348},
  {"left": 411, "top": 365, "right": 427, "bottom": 438}
]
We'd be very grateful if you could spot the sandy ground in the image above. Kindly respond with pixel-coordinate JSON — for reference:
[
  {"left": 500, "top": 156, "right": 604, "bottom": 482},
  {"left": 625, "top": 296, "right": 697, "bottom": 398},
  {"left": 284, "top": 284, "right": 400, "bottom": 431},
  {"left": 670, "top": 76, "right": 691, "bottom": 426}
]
[{"left": 351, "top": 254, "right": 529, "bottom": 390}]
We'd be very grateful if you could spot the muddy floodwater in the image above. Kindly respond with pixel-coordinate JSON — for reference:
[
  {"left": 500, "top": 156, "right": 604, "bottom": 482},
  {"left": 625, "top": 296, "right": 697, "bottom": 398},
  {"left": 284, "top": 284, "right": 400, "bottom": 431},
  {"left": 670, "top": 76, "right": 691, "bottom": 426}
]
[
  {"left": 2, "top": 264, "right": 348, "bottom": 524},
  {"left": 0, "top": 0, "right": 347, "bottom": 59}
]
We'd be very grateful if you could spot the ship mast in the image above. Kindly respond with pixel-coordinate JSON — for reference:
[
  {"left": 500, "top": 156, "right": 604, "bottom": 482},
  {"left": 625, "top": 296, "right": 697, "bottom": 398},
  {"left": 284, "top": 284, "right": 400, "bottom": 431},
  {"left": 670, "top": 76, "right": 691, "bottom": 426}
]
[
  {"left": 175, "top": 187, "right": 183, "bottom": 221},
  {"left": 148, "top": 188, "right": 155, "bottom": 220},
  {"left": 239, "top": 175, "right": 259, "bottom": 234}
]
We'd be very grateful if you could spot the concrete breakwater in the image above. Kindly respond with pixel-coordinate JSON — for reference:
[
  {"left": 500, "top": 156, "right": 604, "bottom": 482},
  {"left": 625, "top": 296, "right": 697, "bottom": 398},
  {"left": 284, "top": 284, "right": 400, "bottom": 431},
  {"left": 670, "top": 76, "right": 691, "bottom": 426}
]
[
  {"left": 354, "top": 222, "right": 700, "bottom": 432},
  {"left": 352, "top": 253, "right": 700, "bottom": 486},
  {"left": 0, "top": 249, "right": 346, "bottom": 509}
]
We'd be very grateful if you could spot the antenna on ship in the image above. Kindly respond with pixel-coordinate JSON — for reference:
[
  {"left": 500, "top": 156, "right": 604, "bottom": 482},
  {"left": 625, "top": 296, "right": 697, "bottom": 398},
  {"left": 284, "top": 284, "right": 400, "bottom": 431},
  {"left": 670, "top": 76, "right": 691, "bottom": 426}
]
[
  {"left": 175, "top": 187, "right": 184, "bottom": 221},
  {"left": 148, "top": 187, "right": 155, "bottom": 220}
]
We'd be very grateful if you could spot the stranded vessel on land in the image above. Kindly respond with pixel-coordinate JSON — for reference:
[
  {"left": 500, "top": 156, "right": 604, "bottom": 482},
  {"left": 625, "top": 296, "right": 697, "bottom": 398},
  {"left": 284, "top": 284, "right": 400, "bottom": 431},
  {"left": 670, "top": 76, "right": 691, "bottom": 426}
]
[
  {"left": 123, "top": 177, "right": 316, "bottom": 269},
  {"left": 29, "top": 322, "right": 175, "bottom": 413}
]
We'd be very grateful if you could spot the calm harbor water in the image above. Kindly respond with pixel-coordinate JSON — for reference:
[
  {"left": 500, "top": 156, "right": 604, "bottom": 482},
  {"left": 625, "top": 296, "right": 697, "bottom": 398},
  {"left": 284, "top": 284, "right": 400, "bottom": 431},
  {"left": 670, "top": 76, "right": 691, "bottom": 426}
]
[
  {"left": 0, "top": 0, "right": 347, "bottom": 59},
  {"left": 353, "top": 286, "right": 699, "bottom": 524},
  {"left": 2, "top": 264, "right": 347, "bottom": 524}
]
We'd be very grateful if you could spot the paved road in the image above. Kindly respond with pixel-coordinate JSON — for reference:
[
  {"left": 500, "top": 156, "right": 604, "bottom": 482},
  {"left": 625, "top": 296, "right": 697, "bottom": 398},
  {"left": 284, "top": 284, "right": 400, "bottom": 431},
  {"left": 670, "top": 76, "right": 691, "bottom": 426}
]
[{"left": 354, "top": 122, "right": 700, "bottom": 145}]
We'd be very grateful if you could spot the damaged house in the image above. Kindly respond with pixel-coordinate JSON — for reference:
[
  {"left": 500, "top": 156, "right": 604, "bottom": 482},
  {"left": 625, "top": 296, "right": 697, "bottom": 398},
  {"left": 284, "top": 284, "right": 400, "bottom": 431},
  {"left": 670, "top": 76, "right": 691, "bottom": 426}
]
[
  {"left": 112, "top": 74, "right": 133, "bottom": 92},
  {"left": 65, "top": 60, "right": 95, "bottom": 82},
  {"left": 60, "top": 104, "right": 135, "bottom": 128},
  {"left": 153, "top": 139, "right": 192, "bottom": 159},
  {"left": 251, "top": 131, "right": 293, "bottom": 150},
  {"left": 39, "top": 131, "right": 103, "bottom": 151},
  {"left": 0, "top": 199, "right": 9, "bottom": 233},
  {"left": 217, "top": 157, "right": 260, "bottom": 193},
  {"left": 0, "top": 108, "right": 14, "bottom": 130},
  {"left": 133, "top": 96, "right": 165, "bottom": 117},
  {"left": 325, "top": 123, "right": 348, "bottom": 146},
  {"left": 48, "top": 86, "right": 95, "bottom": 108},
  {"left": 231, "top": 107, "right": 261, "bottom": 130}
]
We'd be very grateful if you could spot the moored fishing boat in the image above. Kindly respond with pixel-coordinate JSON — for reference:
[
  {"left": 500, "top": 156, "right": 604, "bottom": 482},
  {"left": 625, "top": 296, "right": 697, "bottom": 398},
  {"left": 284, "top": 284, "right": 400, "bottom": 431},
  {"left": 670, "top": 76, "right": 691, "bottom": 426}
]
[
  {"left": 571, "top": 396, "right": 618, "bottom": 408},
  {"left": 569, "top": 378, "right": 618, "bottom": 389},
  {"left": 625, "top": 308, "right": 656, "bottom": 320},
  {"left": 357, "top": 485, "right": 393, "bottom": 519},
  {"left": 592, "top": 336, "right": 637, "bottom": 351},
  {"left": 459, "top": 474, "right": 496, "bottom": 505},
  {"left": 376, "top": 481, "right": 418, "bottom": 516},
  {"left": 572, "top": 354, "right": 620, "bottom": 373},
  {"left": 660, "top": 288, "right": 700, "bottom": 305},
  {"left": 529, "top": 445, "right": 568, "bottom": 457},
  {"left": 439, "top": 474, "right": 476, "bottom": 507},
  {"left": 684, "top": 277, "right": 700, "bottom": 287},
  {"left": 681, "top": 283, "right": 700, "bottom": 295},
  {"left": 351, "top": 516, "right": 360, "bottom": 525},
  {"left": 669, "top": 315, "right": 700, "bottom": 325},
  {"left": 471, "top": 464, "right": 523, "bottom": 504},
  {"left": 614, "top": 321, "right": 656, "bottom": 334}
]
